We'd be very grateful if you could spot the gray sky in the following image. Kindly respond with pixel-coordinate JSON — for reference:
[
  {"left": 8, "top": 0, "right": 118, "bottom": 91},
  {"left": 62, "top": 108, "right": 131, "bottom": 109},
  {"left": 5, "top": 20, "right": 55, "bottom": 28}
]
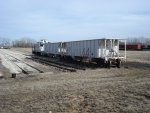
[{"left": 0, "top": 0, "right": 150, "bottom": 42}]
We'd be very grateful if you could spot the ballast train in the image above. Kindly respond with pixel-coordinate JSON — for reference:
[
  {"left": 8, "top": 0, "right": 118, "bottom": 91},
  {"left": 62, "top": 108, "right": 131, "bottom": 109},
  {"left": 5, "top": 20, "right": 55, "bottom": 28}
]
[{"left": 32, "top": 38, "right": 126, "bottom": 68}]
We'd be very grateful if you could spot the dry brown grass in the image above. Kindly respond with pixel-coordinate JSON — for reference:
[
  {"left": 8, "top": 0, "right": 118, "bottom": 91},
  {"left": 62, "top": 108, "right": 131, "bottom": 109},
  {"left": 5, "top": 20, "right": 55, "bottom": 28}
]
[
  {"left": 11, "top": 47, "right": 32, "bottom": 54},
  {"left": 0, "top": 50, "right": 150, "bottom": 113}
]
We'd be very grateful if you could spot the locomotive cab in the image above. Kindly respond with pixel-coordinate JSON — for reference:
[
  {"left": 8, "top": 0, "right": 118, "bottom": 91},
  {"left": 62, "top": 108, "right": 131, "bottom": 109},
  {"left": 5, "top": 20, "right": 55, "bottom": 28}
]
[{"left": 32, "top": 39, "right": 48, "bottom": 55}]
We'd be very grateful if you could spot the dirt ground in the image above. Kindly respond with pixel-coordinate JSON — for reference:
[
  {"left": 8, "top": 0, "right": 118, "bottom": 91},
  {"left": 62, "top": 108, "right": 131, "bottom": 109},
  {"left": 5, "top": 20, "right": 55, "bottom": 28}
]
[
  {"left": 10, "top": 47, "right": 32, "bottom": 54},
  {"left": 0, "top": 49, "right": 150, "bottom": 113}
]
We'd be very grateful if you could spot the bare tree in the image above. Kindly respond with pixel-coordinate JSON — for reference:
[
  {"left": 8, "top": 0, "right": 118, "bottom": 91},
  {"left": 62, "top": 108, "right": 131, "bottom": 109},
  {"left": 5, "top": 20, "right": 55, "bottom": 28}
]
[
  {"left": 12, "top": 37, "right": 36, "bottom": 48},
  {"left": 0, "top": 37, "right": 11, "bottom": 48},
  {"left": 127, "top": 37, "right": 150, "bottom": 45}
]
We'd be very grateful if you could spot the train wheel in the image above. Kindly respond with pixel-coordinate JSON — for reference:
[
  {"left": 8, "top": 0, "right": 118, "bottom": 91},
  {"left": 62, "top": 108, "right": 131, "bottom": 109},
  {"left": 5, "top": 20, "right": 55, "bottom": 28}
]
[
  {"left": 116, "top": 59, "right": 121, "bottom": 68},
  {"left": 97, "top": 60, "right": 105, "bottom": 67},
  {"left": 107, "top": 60, "right": 111, "bottom": 69},
  {"left": 104, "top": 62, "right": 107, "bottom": 68}
]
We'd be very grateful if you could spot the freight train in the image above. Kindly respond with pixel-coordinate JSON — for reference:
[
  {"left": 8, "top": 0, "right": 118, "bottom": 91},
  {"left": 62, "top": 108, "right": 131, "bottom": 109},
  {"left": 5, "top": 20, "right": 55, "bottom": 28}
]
[
  {"left": 119, "top": 43, "right": 142, "bottom": 50},
  {"left": 119, "top": 43, "right": 150, "bottom": 50},
  {"left": 32, "top": 38, "right": 127, "bottom": 68}
]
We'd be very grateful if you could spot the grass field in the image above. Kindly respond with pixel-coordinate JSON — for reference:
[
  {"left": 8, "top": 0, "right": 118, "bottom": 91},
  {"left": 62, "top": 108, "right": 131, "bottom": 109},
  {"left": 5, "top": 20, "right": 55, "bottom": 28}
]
[{"left": 0, "top": 49, "right": 149, "bottom": 113}]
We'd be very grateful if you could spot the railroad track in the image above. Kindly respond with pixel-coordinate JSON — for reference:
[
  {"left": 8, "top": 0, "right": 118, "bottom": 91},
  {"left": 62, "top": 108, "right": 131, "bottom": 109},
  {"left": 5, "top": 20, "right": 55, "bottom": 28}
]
[
  {"left": 30, "top": 55, "right": 86, "bottom": 72},
  {"left": 0, "top": 50, "right": 43, "bottom": 74}
]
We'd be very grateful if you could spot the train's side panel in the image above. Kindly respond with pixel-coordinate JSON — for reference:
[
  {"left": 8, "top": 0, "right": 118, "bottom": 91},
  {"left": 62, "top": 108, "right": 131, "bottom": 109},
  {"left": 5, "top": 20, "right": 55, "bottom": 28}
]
[
  {"left": 33, "top": 42, "right": 41, "bottom": 52},
  {"left": 44, "top": 43, "right": 48, "bottom": 53},
  {"left": 45, "top": 42, "right": 49, "bottom": 54},
  {"left": 65, "top": 39, "right": 120, "bottom": 59},
  {"left": 45, "top": 42, "right": 59, "bottom": 55},
  {"left": 54, "top": 43, "right": 59, "bottom": 55},
  {"left": 66, "top": 40, "right": 100, "bottom": 59},
  {"left": 44, "top": 42, "right": 49, "bottom": 54},
  {"left": 98, "top": 40, "right": 105, "bottom": 58}
]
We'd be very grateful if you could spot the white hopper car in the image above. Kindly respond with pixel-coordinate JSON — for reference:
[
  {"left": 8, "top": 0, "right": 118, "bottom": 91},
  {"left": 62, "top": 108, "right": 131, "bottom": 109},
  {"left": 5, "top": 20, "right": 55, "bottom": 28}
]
[{"left": 32, "top": 38, "right": 126, "bottom": 68}]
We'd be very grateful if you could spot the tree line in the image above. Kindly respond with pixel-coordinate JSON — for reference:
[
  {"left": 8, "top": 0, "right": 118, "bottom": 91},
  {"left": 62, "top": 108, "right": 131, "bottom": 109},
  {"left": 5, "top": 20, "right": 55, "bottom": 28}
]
[
  {"left": 0, "top": 37, "right": 36, "bottom": 48},
  {"left": 127, "top": 37, "right": 150, "bottom": 45},
  {"left": 0, "top": 37, "right": 150, "bottom": 48},
  {"left": 12, "top": 37, "right": 35, "bottom": 48}
]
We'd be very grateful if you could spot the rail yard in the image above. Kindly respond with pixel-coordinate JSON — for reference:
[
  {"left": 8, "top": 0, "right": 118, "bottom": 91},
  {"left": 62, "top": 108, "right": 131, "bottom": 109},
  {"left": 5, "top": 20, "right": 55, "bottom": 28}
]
[
  {"left": 1, "top": 0, "right": 150, "bottom": 112},
  {"left": 0, "top": 47, "right": 149, "bottom": 113}
]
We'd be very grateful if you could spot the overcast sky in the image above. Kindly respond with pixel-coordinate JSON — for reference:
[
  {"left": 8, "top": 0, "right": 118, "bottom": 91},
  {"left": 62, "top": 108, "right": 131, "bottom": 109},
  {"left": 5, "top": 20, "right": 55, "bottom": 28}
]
[{"left": 0, "top": 0, "right": 150, "bottom": 42}]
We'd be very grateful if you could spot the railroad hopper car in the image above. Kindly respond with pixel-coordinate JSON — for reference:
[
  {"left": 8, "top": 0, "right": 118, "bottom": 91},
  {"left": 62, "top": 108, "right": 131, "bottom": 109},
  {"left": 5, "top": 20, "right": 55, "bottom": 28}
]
[
  {"left": 33, "top": 38, "right": 126, "bottom": 68},
  {"left": 44, "top": 42, "right": 60, "bottom": 57}
]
